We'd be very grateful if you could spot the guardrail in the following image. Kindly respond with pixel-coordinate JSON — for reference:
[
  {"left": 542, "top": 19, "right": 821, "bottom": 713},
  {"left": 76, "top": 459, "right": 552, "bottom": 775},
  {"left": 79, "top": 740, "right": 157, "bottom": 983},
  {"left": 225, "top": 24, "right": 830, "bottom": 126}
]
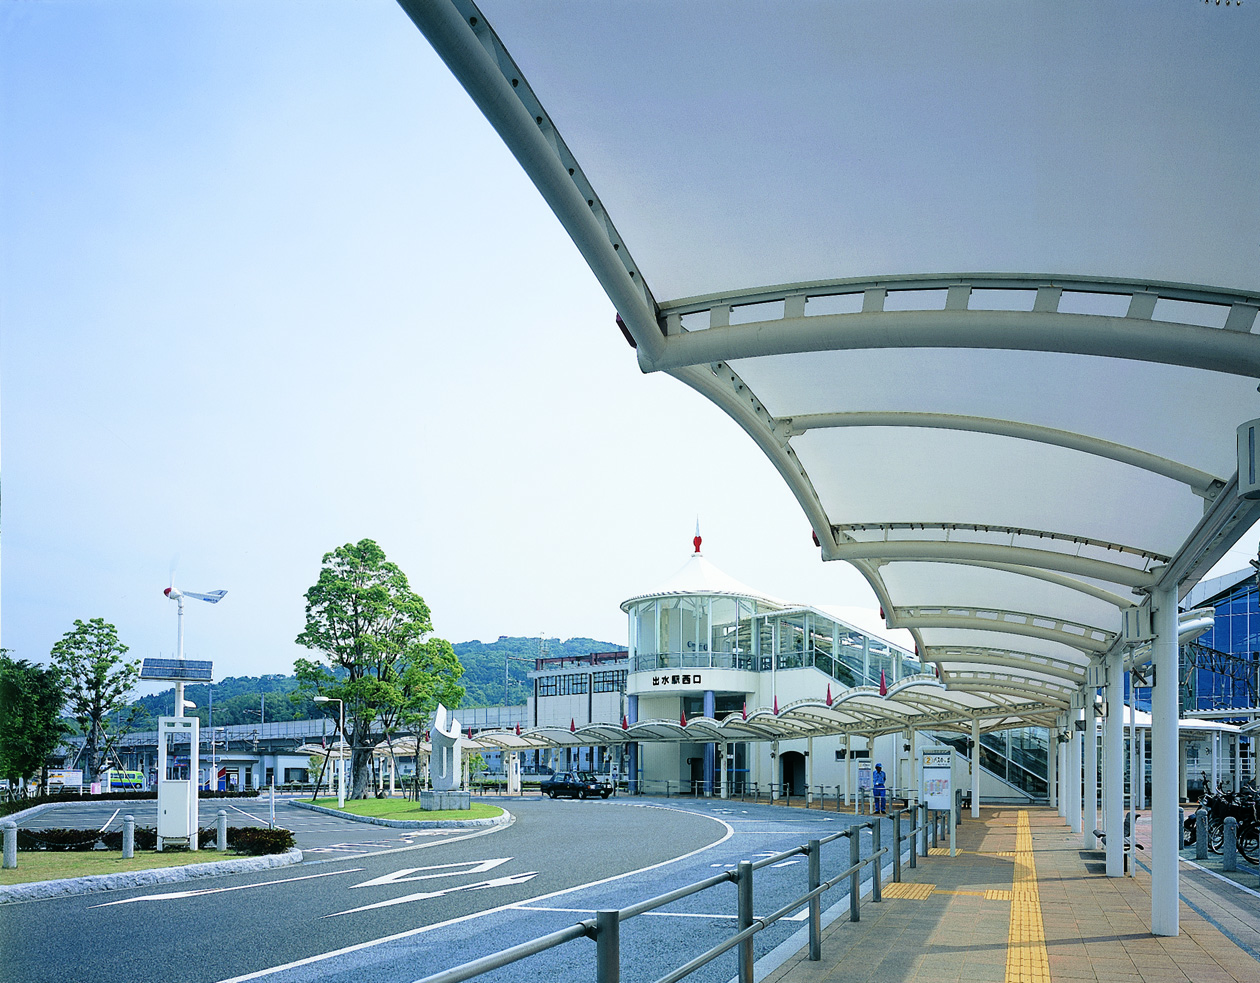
[{"left": 413, "top": 812, "right": 926, "bottom": 983}]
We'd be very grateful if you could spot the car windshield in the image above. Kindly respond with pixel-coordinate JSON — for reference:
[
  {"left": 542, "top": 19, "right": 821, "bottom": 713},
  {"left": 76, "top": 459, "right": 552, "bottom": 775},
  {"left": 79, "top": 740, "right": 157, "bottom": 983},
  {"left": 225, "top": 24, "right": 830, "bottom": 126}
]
[{"left": 577, "top": 772, "right": 600, "bottom": 782}]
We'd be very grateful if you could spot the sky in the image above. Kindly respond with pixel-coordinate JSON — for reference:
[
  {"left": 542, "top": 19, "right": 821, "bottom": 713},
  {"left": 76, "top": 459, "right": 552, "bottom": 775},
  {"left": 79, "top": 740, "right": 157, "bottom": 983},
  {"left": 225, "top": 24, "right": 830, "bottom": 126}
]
[{"left": 3, "top": 1, "right": 1256, "bottom": 698}]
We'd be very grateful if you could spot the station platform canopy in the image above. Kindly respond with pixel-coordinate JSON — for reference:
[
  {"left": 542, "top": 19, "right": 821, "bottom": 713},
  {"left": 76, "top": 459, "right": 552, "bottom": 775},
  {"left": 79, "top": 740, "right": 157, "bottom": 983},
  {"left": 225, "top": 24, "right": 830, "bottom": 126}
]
[{"left": 397, "top": 1, "right": 1260, "bottom": 732}]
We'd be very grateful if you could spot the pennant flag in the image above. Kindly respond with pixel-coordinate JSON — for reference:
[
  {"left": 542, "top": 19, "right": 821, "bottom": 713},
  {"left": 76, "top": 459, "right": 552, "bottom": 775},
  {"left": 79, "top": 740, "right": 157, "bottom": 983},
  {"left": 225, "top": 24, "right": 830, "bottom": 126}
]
[
  {"left": 622, "top": 714, "right": 629, "bottom": 730},
  {"left": 934, "top": 664, "right": 940, "bottom": 678},
  {"left": 826, "top": 684, "right": 833, "bottom": 706},
  {"left": 879, "top": 670, "right": 888, "bottom": 697},
  {"left": 773, "top": 696, "right": 779, "bottom": 715},
  {"left": 680, "top": 708, "right": 688, "bottom": 727},
  {"left": 515, "top": 722, "right": 521, "bottom": 736},
  {"left": 742, "top": 701, "right": 747, "bottom": 720},
  {"left": 570, "top": 718, "right": 576, "bottom": 733}
]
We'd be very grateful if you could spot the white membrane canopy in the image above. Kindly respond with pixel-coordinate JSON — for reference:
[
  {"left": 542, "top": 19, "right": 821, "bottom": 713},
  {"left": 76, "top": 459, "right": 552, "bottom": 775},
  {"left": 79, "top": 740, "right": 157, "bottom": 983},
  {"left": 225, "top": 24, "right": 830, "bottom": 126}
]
[{"left": 399, "top": 1, "right": 1260, "bottom": 729}]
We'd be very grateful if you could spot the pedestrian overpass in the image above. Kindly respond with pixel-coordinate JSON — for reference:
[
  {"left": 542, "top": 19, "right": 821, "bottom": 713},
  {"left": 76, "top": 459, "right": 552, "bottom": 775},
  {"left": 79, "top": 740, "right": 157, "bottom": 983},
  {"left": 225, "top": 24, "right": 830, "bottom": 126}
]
[{"left": 394, "top": 1, "right": 1260, "bottom": 937}]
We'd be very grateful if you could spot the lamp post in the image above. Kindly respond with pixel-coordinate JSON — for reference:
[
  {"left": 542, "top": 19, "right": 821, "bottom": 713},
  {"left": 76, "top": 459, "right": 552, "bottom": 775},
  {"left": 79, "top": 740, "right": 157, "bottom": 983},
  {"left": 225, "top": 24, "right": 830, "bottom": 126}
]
[{"left": 314, "top": 697, "right": 346, "bottom": 808}]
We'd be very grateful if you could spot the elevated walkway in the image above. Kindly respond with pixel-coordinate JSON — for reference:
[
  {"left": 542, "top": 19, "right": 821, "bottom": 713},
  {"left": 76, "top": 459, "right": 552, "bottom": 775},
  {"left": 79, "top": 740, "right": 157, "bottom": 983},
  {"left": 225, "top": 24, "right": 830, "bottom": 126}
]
[{"left": 767, "top": 806, "right": 1260, "bottom": 983}]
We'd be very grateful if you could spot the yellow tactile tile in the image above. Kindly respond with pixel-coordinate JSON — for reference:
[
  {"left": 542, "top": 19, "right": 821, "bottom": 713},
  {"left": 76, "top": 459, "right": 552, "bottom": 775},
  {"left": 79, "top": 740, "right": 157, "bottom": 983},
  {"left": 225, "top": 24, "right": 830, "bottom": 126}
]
[
  {"left": 985, "top": 889, "right": 1013, "bottom": 901},
  {"left": 1005, "top": 810, "right": 1050, "bottom": 983},
  {"left": 882, "top": 881, "right": 935, "bottom": 899}
]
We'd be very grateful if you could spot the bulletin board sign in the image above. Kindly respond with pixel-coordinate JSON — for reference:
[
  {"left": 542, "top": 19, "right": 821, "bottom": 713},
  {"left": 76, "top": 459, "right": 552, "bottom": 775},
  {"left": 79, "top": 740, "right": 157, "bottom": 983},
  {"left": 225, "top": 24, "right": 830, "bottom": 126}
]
[{"left": 921, "top": 747, "right": 955, "bottom": 810}]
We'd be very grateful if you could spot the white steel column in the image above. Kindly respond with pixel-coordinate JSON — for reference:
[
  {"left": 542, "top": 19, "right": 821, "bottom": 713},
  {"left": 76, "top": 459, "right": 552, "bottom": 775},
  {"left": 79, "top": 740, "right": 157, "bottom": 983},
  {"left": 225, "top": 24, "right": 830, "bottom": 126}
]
[
  {"left": 1139, "top": 727, "right": 1147, "bottom": 810},
  {"left": 843, "top": 734, "right": 851, "bottom": 806},
  {"left": 1068, "top": 710, "right": 1082, "bottom": 834},
  {"left": 1048, "top": 723, "right": 1058, "bottom": 812},
  {"left": 971, "top": 717, "right": 981, "bottom": 818},
  {"left": 1150, "top": 585, "right": 1179, "bottom": 937},
  {"left": 1105, "top": 649, "right": 1124, "bottom": 876},
  {"left": 1235, "top": 734, "right": 1242, "bottom": 792},
  {"left": 1212, "top": 730, "right": 1219, "bottom": 790},
  {"left": 1083, "top": 701, "right": 1098, "bottom": 847},
  {"left": 1128, "top": 700, "right": 1138, "bottom": 876}
]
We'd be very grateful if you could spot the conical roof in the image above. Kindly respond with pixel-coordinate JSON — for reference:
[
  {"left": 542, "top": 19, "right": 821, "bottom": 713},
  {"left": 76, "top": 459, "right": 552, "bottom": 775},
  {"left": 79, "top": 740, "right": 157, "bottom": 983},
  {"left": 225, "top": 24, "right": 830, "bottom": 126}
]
[{"left": 621, "top": 538, "right": 786, "bottom": 611}]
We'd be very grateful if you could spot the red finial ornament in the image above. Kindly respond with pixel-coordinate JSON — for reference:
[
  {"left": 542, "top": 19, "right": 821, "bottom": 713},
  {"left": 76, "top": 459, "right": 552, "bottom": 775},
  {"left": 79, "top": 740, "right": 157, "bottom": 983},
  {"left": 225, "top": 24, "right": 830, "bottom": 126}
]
[
  {"left": 515, "top": 722, "right": 521, "bottom": 736},
  {"left": 742, "top": 701, "right": 747, "bottom": 720},
  {"left": 879, "top": 670, "right": 888, "bottom": 697},
  {"left": 693, "top": 517, "right": 702, "bottom": 554},
  {"left": 879, "top": 606, "right": 885, "bottom": 621},
  {"left": 622, "top": 714, "right": 629, "bottom": 730},
  {"left": 812, "top": 530, "right": 820, "bottom": 547},
  {"left": 826, "top": 684, "right": 833, "bottom": 706},
  {"left": 773, "top": 696, "right": 779, "bottom": 715}
]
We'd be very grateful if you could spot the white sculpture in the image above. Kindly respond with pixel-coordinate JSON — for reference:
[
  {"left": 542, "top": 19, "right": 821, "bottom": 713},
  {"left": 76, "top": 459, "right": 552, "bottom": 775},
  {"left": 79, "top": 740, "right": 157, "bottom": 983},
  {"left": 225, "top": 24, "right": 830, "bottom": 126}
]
[{"left": 430, "top": 703, "right": 462, "bottom": 792}]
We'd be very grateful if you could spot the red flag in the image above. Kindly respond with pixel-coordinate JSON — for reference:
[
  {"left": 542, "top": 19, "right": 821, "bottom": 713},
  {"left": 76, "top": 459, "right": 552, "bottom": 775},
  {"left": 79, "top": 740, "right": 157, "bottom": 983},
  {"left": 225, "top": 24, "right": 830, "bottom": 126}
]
[
  {"left": 826, "top": 684, "right": 833, "bottom": 706},
  {"left": 680, "top": 708, "right": 688, "bottom": 727},
  {"left": 570, "top": 718, "right": 576, "bottom": 733},
  {"left": 934, "top": 665, "right": 940, "bottom": 678},
  {"left": 622, "top": 714, "right": 629, "bottom": 730},
  {"left": 742, "top": 701, "right": 747, "bottom": 720},
  {"left": 879, "top": 670, "right": 888, "bottom": 697},
  {"left": 515, "top": 722, "right": 521, "bottom": 736},
  {"left": 773, "top": 696, "right": 779, "bottom": 715}
]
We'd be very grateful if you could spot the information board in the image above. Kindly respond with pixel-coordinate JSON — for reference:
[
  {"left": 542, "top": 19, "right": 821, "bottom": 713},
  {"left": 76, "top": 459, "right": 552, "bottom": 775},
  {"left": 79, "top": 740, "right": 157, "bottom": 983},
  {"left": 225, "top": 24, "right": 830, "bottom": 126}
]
[{"left": 921, "top": 749, "right": 953, "bottom": 810}]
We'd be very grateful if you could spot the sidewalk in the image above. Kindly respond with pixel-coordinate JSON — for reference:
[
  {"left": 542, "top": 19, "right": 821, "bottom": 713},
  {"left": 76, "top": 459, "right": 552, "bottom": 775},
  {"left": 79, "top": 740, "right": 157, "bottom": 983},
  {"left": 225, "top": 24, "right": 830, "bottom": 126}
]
[{"left": 764, "top": 806, "right": 1260, "bottom": 983}]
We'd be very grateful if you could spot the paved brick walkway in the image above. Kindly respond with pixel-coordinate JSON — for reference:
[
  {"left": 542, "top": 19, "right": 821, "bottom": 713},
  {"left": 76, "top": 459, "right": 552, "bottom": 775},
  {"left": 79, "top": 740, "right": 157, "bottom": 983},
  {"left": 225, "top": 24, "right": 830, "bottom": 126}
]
[{"left": 764, "top": 806, "right": 1260, "bottom": 983}]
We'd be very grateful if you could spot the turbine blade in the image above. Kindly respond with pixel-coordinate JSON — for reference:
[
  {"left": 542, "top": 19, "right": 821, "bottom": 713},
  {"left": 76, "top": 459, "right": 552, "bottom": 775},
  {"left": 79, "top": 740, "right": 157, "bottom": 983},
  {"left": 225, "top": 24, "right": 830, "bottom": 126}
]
[{"left": 183, "top": 589, "right": 227, "bottom": 603}]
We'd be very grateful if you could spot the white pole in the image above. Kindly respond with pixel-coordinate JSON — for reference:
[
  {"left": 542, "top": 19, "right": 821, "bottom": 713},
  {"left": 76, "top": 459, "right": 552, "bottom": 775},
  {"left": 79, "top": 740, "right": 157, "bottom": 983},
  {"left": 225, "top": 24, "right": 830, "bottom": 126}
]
[
  {"left": 1083, "top": 702, "right": 1098, "bottom": 846},
  {"left": 1068, "top": 710, "right": 1082, "bottom": 834},
  {"left": 338, "top": 701, "right": 346, "bottom": 809},
  {"left": 1150, "top": 585, "right": 1179, "bottom": 937},
  {"left": 843, "top": 734, "right": 851, "bottom": 806},
  {"left": 970, "top": 718, "right": 980, "bottom": 818},
  {"left": 1129, "top": 698, "right": 1138, "bottom": 877},
  {"left": 1048, "top": 722, "right": 1058, "bottom": 812},
  {"left": 1105, "top": 649, "right": 1124, "bottom": 876},
  {"left": 1235, "top": 733, "right": 1242, "bottom": 792}
]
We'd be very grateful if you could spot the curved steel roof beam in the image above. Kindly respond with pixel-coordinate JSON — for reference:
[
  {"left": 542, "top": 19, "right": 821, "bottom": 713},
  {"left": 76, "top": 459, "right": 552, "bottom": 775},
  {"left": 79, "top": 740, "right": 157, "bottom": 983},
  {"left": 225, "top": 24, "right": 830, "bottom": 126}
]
[
  {"left": 885, "top": 558, "right": 1132, "bottom": 608},
  {"left": 931, "top": 648, "right": 1088, "bottom": 682},
  {"left": 832, "top": 540, "right": 1157, "bottom": 589},
  {"left": 891, "top": 605, "right": 1114, "bottom": 653},
  {"left": 787, "top": 411, "right": 1222, "bottom": 498},
  {"left": 651, "top": 307, "right": 1260, "bottom": 377}
]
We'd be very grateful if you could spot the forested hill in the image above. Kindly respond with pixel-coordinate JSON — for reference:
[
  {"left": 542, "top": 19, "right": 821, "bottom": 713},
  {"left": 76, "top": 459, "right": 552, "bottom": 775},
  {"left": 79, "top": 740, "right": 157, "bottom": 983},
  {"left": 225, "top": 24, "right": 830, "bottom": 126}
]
[
  {"left": 131, "top": 637, "right": 625, "bottom": 722},
  {"left": 455, "top": 636, "right": 625, "bottom": 707}
]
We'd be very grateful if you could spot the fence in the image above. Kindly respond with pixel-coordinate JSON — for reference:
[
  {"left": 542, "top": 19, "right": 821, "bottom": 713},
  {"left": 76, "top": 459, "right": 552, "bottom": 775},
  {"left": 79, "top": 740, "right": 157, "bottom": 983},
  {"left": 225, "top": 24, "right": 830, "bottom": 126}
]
[{"left": 414, "top": 804, "right": 942, "bottom": 983}]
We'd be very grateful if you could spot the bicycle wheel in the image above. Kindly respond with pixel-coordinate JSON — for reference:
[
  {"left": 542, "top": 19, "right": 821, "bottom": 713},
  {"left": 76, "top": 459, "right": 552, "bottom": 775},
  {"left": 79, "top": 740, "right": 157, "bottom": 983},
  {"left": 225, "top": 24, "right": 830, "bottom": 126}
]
[
  {"left": 1208, "top": 819, "right": 1225, "bottom": 855},
  {"left": 1238, "top": 825, "right": 1259, "bottom": 864}
]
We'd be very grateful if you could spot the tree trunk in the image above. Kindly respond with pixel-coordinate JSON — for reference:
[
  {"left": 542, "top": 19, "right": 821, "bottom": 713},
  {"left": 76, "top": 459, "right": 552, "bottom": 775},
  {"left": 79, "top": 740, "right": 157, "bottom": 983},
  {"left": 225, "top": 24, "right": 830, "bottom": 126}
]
[{"left": 350, "top": 745, "right": 373, "bottom": 799}]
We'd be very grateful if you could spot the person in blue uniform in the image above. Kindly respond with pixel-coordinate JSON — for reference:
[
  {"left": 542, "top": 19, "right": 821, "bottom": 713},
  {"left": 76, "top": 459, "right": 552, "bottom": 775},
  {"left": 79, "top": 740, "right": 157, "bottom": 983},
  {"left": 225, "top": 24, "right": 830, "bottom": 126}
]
[{"left": 873, "top": 763, "right": 887, "bottom": 813}]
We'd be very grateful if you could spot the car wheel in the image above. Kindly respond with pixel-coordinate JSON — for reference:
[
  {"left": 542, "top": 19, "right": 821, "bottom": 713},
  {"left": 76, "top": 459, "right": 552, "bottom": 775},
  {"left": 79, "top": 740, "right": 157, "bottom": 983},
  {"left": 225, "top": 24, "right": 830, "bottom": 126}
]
[
  {"left": 579, "top": 790, "right": 588, "bottom": 800},
  {"left": 601, "top": 791, "right": 610, "bottom": 799},
  {"left": 548, "top": 791, "right": 556, "bottom": 799}
]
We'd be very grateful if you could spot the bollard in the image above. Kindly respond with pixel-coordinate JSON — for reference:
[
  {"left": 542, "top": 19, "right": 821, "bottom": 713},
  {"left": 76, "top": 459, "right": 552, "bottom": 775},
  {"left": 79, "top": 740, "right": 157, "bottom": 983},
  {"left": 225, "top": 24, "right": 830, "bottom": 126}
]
[
  {"left": 217, "top": 810, "right": 228, "bottom": 852},
  {"left": 595, "top": 909, "right": 620, "bottom": 983},
  {"left": 930, "top": 809, "right": 938, "bottom": 849},
  {"left": 909, "top": 809, "right": 918, "bottom": 869},
  {"left": 1223, "top": 816, "right": 1238, "bottom": 873},
  {"left": 270, "top": 785, "right": 276, "bottom": 829},
  {"left": 808, "top": 840, "right": 821, "bottom": 961},
  {"left": 737, "top": 860, "right": 754, "bottom": 983},
  {"left": 1196, "top": 809, "right": 1208, "bottom": 861},
  {"left": 892, "top": 811, "right": 903, "bottom": 882},
  {"left": 123, "top": 815, "right": 135, "bottom": 860},
  {"left": 872, "top": 820, "right": 882, "bottom": 902},
  {"left": 3, "top": 821, "right": 16, "bottom": 869},
  {"left": 849, "top": 830, "right": 861, "bottom": 923}
]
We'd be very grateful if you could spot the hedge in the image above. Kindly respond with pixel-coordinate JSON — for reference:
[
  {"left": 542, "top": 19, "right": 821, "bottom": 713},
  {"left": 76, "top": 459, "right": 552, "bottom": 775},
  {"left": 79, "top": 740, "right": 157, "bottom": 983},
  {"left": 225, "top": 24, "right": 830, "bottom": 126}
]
[{"left": 14, "top": 825, "right": 294, "bottom": 855}]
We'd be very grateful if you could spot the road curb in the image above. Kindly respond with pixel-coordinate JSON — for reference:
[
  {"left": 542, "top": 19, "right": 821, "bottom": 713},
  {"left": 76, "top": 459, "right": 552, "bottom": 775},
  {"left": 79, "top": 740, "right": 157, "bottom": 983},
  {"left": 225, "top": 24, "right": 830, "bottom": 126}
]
[
  {"left": 289, "top": 798, "right": 513, "bottom": 829},
  {"left": 0, "top": 847, "right": 303, "bottom": 905}
]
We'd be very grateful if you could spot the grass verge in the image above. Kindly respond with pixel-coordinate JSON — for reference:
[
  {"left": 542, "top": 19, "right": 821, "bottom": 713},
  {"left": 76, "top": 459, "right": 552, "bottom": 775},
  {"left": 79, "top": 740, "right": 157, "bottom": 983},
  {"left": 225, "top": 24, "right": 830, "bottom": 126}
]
[
  {"left": 1, "top": 849, "right": 243, "bottom": 887},
  {"left": 308, "top": 797, "right": 503, "bottom": 821}
]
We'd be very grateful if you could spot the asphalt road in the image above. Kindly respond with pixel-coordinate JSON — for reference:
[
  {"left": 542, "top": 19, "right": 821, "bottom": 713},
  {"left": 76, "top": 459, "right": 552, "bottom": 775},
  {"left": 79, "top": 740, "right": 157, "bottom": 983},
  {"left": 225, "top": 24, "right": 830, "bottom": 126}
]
[{"left": 0, "top": 797, "right": 891, "bottom": 983}]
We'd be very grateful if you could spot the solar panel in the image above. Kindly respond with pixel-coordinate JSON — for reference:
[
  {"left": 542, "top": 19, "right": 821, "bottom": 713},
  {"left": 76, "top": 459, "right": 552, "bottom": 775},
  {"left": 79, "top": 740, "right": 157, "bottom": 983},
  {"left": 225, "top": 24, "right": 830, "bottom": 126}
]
[{"left": 140, "top": 658, "right": 214, "bottom": 681}]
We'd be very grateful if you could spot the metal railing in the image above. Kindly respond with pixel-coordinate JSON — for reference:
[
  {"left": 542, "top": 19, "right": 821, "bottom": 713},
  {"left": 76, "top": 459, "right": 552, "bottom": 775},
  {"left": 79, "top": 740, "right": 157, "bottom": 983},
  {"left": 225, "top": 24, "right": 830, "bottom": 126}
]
[{"left": 417, "top": 817, "right": 904, "bottom": 983}]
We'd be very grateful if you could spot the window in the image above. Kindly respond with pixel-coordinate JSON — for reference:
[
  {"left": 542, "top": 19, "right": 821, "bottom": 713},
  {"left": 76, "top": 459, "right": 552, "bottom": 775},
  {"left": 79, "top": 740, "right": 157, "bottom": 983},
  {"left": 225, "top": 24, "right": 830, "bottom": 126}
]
[
  {"left": 537, "top": 677, "right": 558, "bottom": 697},
  {"left": 593, "top": 670, "right": 626, "bottom": 693},
  {"left": 538, "top": 674, "right": 588, "bottom": 697}
]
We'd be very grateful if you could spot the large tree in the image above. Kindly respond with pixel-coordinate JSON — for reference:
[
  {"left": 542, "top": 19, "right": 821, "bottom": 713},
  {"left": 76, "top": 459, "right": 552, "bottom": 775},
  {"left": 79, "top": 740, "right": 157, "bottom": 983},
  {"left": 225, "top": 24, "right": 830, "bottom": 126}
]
[
  {"left": 295, "top": 539, "right": 463, "bottom": 798},
  {"left": 50, "top": 618, "right": 141, "bottom": 781},
  {"left": 0, "top": 653, "right": 65, "bottom": 795}
]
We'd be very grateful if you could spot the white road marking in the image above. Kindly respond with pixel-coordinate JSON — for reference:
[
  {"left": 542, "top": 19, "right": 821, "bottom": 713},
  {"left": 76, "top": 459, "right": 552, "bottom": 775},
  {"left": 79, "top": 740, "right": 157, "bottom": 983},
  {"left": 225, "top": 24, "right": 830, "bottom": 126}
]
[
  {"left": 87, "top": 868, "right": 364, "bottom": 907},
  {"left": 324, "top": 871, "right": 539, "bottom": 917},
  {"left": 212, "top": 803, "right": 735, "bottom": 983},
  {"left": 770, "top": 860, "right": 801, "bottom": 868},
  {"left": 350, "top": 858, "right": 512, "bottom": 889},
  {"left": 99, "top": 809, "right": 121, "bottom": 832}
]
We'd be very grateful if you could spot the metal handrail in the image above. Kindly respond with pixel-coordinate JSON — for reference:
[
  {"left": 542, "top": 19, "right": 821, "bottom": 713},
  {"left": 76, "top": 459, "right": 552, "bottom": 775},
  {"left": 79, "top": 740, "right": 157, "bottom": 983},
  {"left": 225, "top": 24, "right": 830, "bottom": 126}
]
[{"left": 416, "top": 816, "right": 898, "bottom": 983}]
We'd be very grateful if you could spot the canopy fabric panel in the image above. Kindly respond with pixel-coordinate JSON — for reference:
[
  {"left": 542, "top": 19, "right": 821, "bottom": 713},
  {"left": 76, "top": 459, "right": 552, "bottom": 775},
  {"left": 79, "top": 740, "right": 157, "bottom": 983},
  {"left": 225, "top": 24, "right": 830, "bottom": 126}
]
[{"left": 399, "top": 0, "right": 1260, "bottom": 730}]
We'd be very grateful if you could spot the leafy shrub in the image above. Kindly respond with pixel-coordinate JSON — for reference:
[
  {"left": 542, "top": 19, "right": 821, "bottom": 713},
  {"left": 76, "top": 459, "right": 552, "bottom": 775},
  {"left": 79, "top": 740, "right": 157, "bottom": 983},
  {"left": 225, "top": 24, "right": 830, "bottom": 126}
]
[{"left": 227, "top": 826, "right": 295, "bottom": 855}]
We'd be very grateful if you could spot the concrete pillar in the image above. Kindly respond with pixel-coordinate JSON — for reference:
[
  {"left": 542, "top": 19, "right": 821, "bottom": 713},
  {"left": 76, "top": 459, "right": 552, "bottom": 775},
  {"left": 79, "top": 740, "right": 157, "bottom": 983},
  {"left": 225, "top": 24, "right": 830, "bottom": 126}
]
[
  {"left": 1178, "top": 738, "right": 1188, "bottom": 802},
  {"left": 628, "top": 695, "right": 639, "bottom": 794},
  {"left": 1211, "top": 730, "right": 1219, "bottom": 791},
  {"left": 1083, "top": 702, "right": 1098, "bottom": 847},
  {"left": 971, "top": 718, "right": 980, "bottom": 818},
  {"left": 1105, "top": 649, "right": 1124, "bottom": 877},
  {"left": 1150, "top": 585, "right": 1179, "bottom": 937}
]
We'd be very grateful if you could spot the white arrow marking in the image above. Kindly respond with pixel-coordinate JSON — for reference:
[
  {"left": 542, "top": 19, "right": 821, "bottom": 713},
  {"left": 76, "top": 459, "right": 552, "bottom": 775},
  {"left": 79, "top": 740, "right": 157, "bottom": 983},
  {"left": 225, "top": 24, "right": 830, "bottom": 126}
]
[
  {"left": 88, "top": 868, "right": 364, "bottom": 908},
  {"left": 326, "top": 871, "right": 539, "bottom": 917},
  {"left": 350, "top": 857, "right": 512, "bottom": 889}
]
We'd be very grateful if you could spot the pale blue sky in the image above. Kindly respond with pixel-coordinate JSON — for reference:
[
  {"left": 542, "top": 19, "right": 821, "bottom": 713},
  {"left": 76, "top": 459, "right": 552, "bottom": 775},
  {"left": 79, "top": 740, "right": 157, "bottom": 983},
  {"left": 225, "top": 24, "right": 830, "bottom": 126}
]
[
  {"left": 2, "top": 0, "right": 906, "bottom": 692},
  {"left": 4, "top": 1, "right": 1254, "bottom": 696}
]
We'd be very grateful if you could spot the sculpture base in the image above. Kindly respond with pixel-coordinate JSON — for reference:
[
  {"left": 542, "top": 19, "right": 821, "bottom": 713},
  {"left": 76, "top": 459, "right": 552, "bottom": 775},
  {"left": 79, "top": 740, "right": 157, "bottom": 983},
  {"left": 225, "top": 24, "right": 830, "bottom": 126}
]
[{"left": 420, "top": 790, "right": 471, "bottom": 811}]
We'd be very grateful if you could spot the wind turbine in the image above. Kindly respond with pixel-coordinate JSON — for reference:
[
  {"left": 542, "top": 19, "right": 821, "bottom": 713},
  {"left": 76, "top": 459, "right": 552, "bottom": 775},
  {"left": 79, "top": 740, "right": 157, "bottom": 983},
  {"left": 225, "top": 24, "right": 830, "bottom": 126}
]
[{"left": 163, "top": 584, "right": 227, "bottom": 719}]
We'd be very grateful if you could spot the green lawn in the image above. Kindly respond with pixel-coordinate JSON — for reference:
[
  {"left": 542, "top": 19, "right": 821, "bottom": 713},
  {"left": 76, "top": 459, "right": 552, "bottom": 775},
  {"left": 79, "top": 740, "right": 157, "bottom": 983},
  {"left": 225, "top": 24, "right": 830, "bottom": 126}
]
[
  {"left": 309, "top": 797, "right": 503, "bottom": 821},
  {"left": 0, "top": 849, "right": 240, "bottom": 887}
]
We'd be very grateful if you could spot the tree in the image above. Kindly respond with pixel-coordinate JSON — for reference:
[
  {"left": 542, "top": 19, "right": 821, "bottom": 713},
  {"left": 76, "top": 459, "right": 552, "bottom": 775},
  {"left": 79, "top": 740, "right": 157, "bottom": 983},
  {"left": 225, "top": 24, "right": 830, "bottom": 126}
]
[
  {"left": 0, "top": 653, "right": 65, "bottom": 795},
  {"left": 50, "top": 618, "right": 141, "bottom": 781},
  {"left": 295, "top": 539, "right": 464, "bottom": 798}
]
